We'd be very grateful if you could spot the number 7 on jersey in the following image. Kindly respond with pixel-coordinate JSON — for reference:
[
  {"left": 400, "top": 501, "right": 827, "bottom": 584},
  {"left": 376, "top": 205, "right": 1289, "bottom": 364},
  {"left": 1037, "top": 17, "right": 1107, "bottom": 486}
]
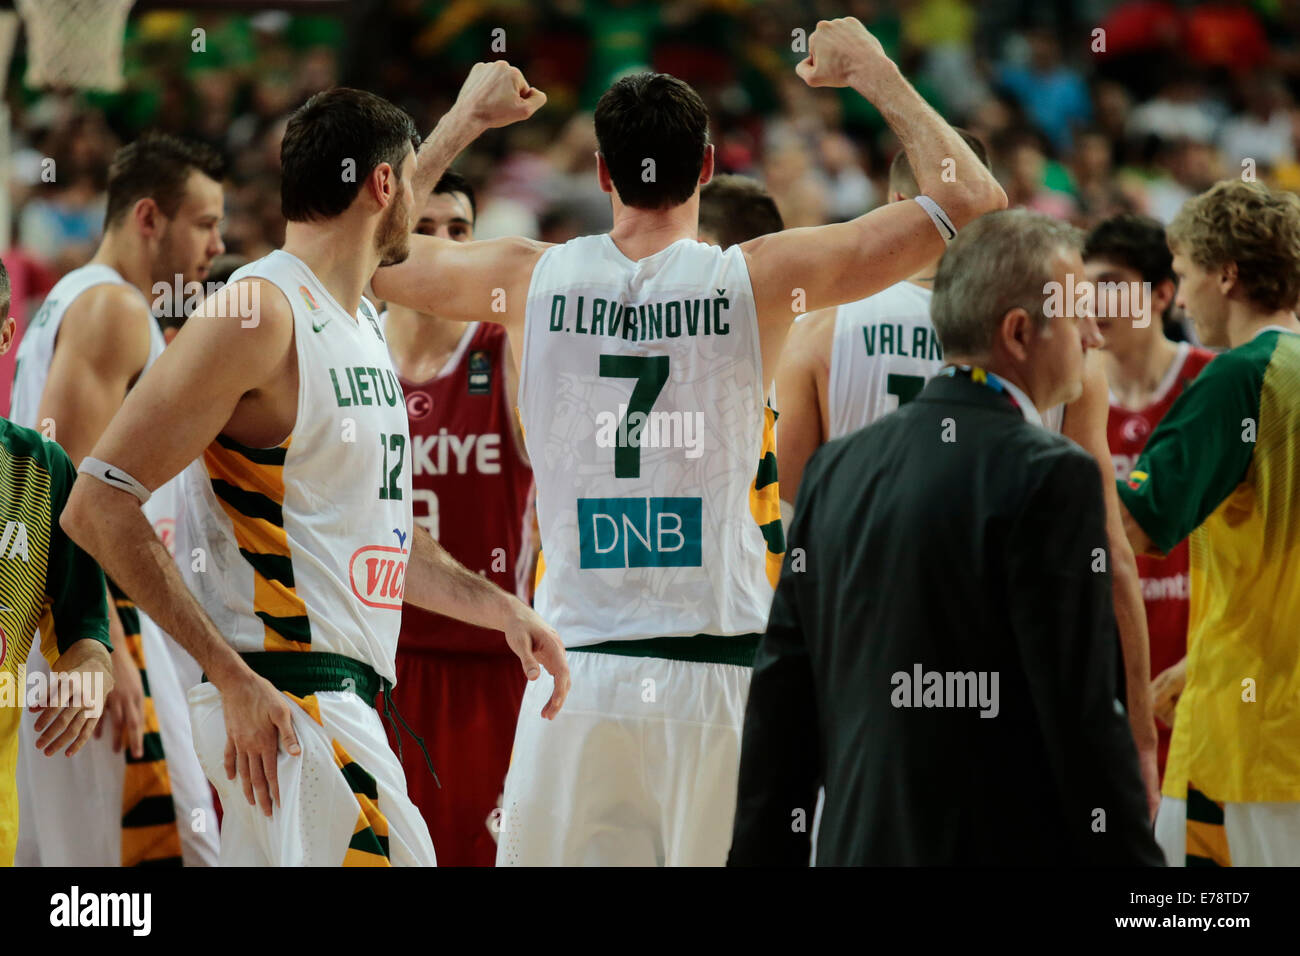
[{"left": 599, "top": 354, "right": 669, "bottom": 478}]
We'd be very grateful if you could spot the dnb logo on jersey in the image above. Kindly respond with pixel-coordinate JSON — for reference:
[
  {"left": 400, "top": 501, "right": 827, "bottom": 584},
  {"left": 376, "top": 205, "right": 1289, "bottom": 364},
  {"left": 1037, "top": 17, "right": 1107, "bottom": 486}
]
[
  {"left": 577, "top": 496, "right": 702, "bottom": 569},
  {"left": 468, "top": 350, "right": 491, "bottom": 395},
  {"left": 349, "top": 528, "right": 409, "bottom": 609}
]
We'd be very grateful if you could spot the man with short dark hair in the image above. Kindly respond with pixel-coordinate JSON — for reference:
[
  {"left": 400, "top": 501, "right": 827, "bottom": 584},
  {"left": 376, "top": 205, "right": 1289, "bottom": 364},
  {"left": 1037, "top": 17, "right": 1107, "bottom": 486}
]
[
  {"left": 731, "top": 209, "right": 1162, "bottom": 865},
  {"left": 11, "top": 130, "right": 226, "bottom": 867},
  {"left": 699, "top": 175, "right": 785, "bottom": 249},
  {"left": 62, "top": 70, "right": 569, "bottom": 867},
  {"left": 375, "top": 17, "right": 1006, "bottom": 866},
  {"left": 1083, "top": 213, "right": 1215, "bottom": 787}
]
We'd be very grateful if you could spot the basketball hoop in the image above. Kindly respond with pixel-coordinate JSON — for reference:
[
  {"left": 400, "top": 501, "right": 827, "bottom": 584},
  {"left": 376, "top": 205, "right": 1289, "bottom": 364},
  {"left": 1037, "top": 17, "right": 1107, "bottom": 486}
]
[{"left": 13, "top": 0, "right": 135, "bottom": 93}]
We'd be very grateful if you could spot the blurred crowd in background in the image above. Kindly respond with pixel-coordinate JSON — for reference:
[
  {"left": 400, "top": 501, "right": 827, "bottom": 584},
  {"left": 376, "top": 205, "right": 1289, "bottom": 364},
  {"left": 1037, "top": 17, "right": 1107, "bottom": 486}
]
[{"left": 5, "top": 0, "right": 1300, "bottom": 320}]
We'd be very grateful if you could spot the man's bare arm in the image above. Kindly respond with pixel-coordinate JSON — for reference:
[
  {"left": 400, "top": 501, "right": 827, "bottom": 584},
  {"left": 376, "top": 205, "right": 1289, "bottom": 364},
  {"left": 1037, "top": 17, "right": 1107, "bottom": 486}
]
[
  {"left": 36, "top": 284, "right": 152, "bottom": 467},
  {"left": 373, "top": 60, "right": 550, "bottom": 334},
  {"left": 774, "top": 309, "right": 832, "bottom": 512},
  {"left": 1119, "top": 495, "right": 1157, "bottom": 557},
  {"left": 62, "top": 278, "right": 303, "bottom": 815},
  {"left": 371, "top": 235, "right": 547, "bottom": 341},
  {"left": 63, "top": 279, "right": 291, "bottom": 677},
  {"left": 404, "top": 527, "right": 569, "bottom": 718},
  {"left": 1061, "top": 357, "right": 1160, "bottom": 819},
  {"left": 743, "top": 20, "right": 1005, "bottom": 334}
]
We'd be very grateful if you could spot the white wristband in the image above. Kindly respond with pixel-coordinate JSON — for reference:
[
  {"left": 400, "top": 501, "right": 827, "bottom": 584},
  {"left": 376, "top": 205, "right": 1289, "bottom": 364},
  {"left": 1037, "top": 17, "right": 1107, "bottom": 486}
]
[
  {"left": 915, "top": 195, "right": 957, "bottom": 244},
  {"left": 79, "top": 457, "right": 152, "bottom": 504}
]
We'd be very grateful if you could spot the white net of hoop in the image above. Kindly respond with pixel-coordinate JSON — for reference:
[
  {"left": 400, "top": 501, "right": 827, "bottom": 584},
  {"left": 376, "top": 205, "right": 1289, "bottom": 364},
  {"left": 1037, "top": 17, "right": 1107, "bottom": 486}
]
[{"left": 13, "top": 0, "right": 135, "bottom": 92}]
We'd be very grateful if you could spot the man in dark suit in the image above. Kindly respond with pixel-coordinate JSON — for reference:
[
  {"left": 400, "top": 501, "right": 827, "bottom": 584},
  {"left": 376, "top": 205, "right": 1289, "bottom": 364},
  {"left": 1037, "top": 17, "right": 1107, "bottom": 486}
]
[{"left": 729, "top": 209, "right": 1163, "bottom": 866}]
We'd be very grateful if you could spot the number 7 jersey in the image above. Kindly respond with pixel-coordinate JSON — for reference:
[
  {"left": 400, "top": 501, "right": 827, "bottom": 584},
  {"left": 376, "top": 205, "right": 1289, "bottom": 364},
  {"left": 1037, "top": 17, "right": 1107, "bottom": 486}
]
[
  {"left": 175, "top": 250, "right": 413, "bottom": 682},
  {"left": 519, "top": 235, "right": 780, "bottom": 647}
]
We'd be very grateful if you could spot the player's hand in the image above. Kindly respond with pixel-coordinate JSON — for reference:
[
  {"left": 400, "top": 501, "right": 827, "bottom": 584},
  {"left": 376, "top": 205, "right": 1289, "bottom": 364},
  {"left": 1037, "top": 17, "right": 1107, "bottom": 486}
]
[
  {"left": 502, "top": 601, "right": 569, "bottom": 719},
  {"left": 97, "top": 639, "right": 146, "bottom": 758},
  {"left": 31, "top": 638, "right": 114, "bottom": 758},
  {"left": 455, "top": 60, "right": 547, "bottom": 132},
  {"left": 796, "top": 17, "right": 889, "bottom": 91},
  {"left": 219, "top": 670, "right": 301, "bottom": 817},
  {"left": 1151, "top": 657, "right": 1187, "bottom": 730}
]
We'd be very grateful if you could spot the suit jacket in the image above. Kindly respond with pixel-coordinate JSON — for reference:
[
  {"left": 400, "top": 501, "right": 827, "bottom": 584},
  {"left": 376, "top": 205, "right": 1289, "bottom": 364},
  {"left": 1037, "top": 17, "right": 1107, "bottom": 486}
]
[{"left": 729, "top": 373, "right": 1163, "bottom": 866}]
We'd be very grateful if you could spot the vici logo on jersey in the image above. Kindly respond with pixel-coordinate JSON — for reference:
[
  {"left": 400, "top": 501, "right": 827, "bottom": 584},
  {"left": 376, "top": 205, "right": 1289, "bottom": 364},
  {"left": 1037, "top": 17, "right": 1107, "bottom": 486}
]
[
  {"left": 348, "top": 530, "right": 409, "bottom": 609},
  {"left": 577, "top": 496, "right": 703, "bottom": 569}
]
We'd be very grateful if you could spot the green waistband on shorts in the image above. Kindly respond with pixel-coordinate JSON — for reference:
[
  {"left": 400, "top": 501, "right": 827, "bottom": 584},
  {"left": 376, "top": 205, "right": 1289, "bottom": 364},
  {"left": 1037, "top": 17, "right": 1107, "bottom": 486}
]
[
  {"left": 203, "top": 651, "right": 387, "bottom": 706},
  {"left": 571, "top": 633, "right": 760, "bottom": 667}
]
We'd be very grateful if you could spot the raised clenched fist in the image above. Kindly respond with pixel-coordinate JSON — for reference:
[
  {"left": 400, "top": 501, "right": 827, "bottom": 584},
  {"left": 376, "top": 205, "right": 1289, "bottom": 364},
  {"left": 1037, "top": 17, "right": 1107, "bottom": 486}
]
[
  {"left": 795, "top": 17, "right": 890, "bottom": 93},
  {"left": 455, "top": 60, "right": 547, "bottom": 132}
]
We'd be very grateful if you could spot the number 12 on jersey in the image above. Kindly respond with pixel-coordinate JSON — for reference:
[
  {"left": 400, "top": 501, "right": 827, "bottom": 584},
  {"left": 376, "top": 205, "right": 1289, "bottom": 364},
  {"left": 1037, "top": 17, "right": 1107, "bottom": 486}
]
[{"left": 378, "top": 432, "right": 405, "bottom": 500}]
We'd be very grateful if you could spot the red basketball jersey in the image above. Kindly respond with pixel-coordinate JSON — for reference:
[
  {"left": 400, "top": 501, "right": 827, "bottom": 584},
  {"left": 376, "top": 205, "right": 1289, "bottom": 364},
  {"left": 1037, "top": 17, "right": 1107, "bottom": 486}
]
[
  {"left": 1106, "top": 343, "right": 1216, "bottom": 776},
  {"left": 395, "top": 321, "right": 533, "bottom": 654}
]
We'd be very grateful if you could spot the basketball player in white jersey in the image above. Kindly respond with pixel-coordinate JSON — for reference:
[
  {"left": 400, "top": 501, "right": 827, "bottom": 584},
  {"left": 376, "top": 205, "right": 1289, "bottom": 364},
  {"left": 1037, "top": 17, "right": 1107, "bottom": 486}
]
[
  {"left": 61, "top": 69, "right": 567, "bottom": 866},
  {"left": 10, "top": 133, "right": 224, "bottom": 866},
  {"left": 774, "top": 134, "right": 1162, "bottom": 813},
  {"left": 373, "top": 17, "right": 1007, "bottom": 865}
]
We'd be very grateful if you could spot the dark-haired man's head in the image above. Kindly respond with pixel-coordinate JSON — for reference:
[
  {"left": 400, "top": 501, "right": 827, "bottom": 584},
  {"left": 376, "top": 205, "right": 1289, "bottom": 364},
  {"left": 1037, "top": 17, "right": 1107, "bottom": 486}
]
[
  {"left": 699, "top": 175, "right": 784, "bottom": 249},
  {"left": 414, "top": 169, "right": 477, "bottom": 243},
  {"left": 594, "top": 72, "right": 713, "bottom": 211},
  {"left": 0, "top": 257, "right": 14, "bottom": 359},
  {"left": 104, "top": 132, "right": 226, "bottom": 285},
  {"left": 1083, "top": 213, "right": 1178, "bottom": 352},
  {"left": 281, "top": 88, "right": 421, "bottom": 266},
  {"left": 889, "top": 129, "right": 990, "bottom": 202}
]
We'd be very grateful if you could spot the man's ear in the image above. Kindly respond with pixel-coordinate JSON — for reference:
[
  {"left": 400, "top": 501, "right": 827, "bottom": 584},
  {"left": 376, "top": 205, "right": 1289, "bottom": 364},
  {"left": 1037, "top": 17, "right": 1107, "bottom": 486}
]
[
  {"left": 369, "top": 162, "right": 396, "bottom": 209},
  {"left": 0, "top": 315, "right": 15, "bottom": 357},
  {"left": 997, "top": 307, "right": 1034, "bottom": 363},
  {"left": 595, "top": 152, "right": 613, "bottom": 195},
  {"left": 133, "top": 197, "right": 164, "bottom": 239},
  {"left": 698, "top": 144, "right": 715, "bottom": 187},
  {"left": 1219, "top": 261, "right": 1239, "bottom": 296},
  {"left": 1152, "top": 277, "right": 1177, "bottom": 317}
]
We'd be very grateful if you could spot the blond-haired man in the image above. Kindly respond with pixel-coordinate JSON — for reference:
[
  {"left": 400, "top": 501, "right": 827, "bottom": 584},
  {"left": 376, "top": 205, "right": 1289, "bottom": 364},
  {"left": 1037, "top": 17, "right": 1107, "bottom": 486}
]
[{"left": 1117, "top": 180, "right": 1300, "bottom": 866}]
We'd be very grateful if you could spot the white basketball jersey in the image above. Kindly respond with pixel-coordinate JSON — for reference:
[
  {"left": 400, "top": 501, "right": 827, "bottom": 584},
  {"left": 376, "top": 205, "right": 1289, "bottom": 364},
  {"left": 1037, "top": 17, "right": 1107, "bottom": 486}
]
[
  {"left": 10, "top": 263, "right": 162, "bottom": 431},
  {"left": 174, "top": 250, "right": 413, "bottom": 682},
  {"left": 519, "top": 235, "right": 778, "bottom": 647},
  {"left": 825, "top": 280, "right": 1069, "bottom": 436},
  {"left": 827, "top": 281, "right": 941, "bottom": 438}
]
